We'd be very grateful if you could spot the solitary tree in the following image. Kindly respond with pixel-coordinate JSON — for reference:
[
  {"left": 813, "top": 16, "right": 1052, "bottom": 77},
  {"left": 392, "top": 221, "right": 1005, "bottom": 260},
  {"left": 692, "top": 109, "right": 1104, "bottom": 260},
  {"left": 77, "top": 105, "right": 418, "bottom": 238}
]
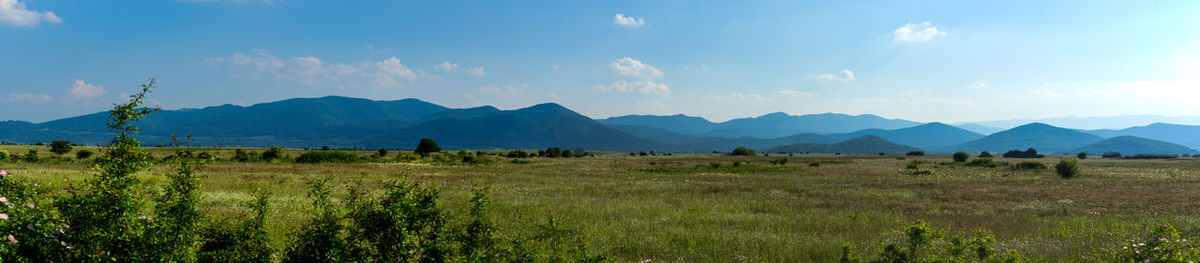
[
  {"left": 415, "top": 138, "right": 441, "bottom": 156},
  {"left": 952, "top": 152, "right": 970, "bottom": 162},
  {"left": 731, "top": 147, "right": 756, "bottom": 156},
  {"left": 50, "top": 140, "right": 73, "bottom": 155},
  {"left": 376, "top": 148, "right": 389, "bottom": 157}
]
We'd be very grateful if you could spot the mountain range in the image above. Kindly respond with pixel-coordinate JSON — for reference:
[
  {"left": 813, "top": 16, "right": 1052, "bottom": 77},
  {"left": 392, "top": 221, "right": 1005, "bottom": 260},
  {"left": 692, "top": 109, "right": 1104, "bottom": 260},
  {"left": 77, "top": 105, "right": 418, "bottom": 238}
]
[{"left": 1, "top": 96, "right": 1198, "bottom": 155}]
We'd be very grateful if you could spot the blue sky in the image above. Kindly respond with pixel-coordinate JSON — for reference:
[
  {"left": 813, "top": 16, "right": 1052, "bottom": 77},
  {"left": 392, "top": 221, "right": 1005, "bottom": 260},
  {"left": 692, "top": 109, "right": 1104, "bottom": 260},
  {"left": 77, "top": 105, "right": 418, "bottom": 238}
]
[{"left": 2, "top": 0, "right": 1199, "bottom": 123}]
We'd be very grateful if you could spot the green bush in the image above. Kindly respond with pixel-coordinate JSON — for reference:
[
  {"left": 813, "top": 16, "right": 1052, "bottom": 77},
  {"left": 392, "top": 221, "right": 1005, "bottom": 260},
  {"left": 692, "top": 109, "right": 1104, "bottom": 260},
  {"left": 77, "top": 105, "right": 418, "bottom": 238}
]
[
  {"left": 197, "top": 191, "right": 273, "bottom": 263},
  {"left": 965, "top": 158, "right": 1000, "bottom": 168},
  {"left": 978, "top": 151, "right": 993, "bottom": 158},
  {"left": 74, "top": 150, "right": 94, "bottom": 160},
  {"left": 1013, "top": 161, "right": 1047, "bottom": 170},
  {"left": 906, "top": 151, "right": 926, "bottom": 156},
  {"left": 840, "top": 220, "right": 1023, "bottom": 262},
  {"left": 294, "top": 151, "right": 360, "bottom": 164},
  {"left": 1076, "top": 152, "right": 1088, "bottom": 159},
  {"left": 1102, "top": 152, "right": 1122, "bottom": 158},
  {"left": 769, "top": 158, "right": 788, "bottom": 165},
  {"left": 261, "top": 146, "right": 284, "bottom": 161},
  {"left": 1104, "top": 224, "right": 1200, "bottom": 262},
  {"left": 905, "top": 160, "right": 921, "bottom": 169},
  {"left": 952, "top": 152, "right": 969, "bottom": 162},
  {"left": 376, "top": 148, "right": 388, "bottom": 157},
  {"left": 730, "top": 147, "right": 756, "bottom": 156},
  {"left": 415, "top": 138, "right": 442, "bottom": 156},
  {"left": 1056, "top": 158, "right": 1081, "bottom": 179},
  {"left": 0, "top": 149, "right": 9, "bottom": 161},
  {"left": 22, "top": 150, "right": 37, "bottom": 162},
  {"left": 49, "top": 140, "right": 72, "bottom": 155},
  {"left": 1003, "top": 148, "right": 1044, "bottom": 158}
]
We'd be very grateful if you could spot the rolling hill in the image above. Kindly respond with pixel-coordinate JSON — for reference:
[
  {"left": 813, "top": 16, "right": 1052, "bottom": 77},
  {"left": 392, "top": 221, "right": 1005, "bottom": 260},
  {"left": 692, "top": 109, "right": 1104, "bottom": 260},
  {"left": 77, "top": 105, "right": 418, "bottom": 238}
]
[
  {"left": 623, "top": 122, "right": 981, "bottom": 152},
  {"left": 941, "top": 123, "right": 1104, "bottom": 153},
  {"left": 762, "top": 136, "right": 919, "bottom": 154},
  {"left": 600, "top": 112, "right": 922, "bottom": 139},
  {"left": 1088, "top": 123, "right": 1200, "bottom": 150},
  {"left": 1069, "top": 136, "right": 1198, "bottom": 155}
]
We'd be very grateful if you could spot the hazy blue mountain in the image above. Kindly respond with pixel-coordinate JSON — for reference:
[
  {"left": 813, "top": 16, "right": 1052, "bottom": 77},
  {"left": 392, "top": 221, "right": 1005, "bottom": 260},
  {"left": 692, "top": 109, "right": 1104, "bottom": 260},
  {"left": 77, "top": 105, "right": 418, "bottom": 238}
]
[
  {"left": 967, "top": 115, "right": 1200, "bottom": 130},
  {"left": 940, "top": 123, "right": 1104, "bottom": 153},
  {"left": 763, "top": 135, "right": 919, "bottom": 154},
  {"left": 1070, "top": 136, "right": 1198, "bottom": 155},
  {"left": 839, "top": 122, "right": 983, "bottom": 150},
  {"left": 652, "top": 122, "right": 978, "bottom": 152},
  {"left": 955, "top": 123, "right": 1004, "bottom": 135},
  {"left": 419, "top": 106, "right": 501, "bottom": 121},
  {"left": 1088, "top": 123, "right": 1200, "bottom": 150},
  {"left": 596, "top": 114, "right": 716, "bottom": 135},
  {"left": 605, "top": 124, "right": 696, "bottom": 144}
]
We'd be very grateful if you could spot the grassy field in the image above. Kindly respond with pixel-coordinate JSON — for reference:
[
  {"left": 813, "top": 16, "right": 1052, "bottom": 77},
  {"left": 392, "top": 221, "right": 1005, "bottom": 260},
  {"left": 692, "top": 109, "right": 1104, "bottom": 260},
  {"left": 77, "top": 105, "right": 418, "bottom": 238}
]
[{"left": 3, "top": 144, "right": 1200, "bottom": 262}]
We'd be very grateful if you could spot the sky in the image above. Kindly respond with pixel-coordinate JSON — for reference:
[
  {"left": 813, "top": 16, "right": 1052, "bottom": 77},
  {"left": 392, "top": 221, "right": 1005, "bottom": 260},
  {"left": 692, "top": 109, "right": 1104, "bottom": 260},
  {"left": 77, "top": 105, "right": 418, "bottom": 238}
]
[{"left": 2, "top": 0, "right": 1200, "bottom": 124}]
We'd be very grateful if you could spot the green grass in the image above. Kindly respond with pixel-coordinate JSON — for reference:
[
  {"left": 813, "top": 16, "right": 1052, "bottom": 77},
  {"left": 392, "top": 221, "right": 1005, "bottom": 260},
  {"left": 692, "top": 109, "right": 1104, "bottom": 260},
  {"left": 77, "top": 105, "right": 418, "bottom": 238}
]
[{"left": 4, "top": 145, "right": 1200, "bottom": 262}]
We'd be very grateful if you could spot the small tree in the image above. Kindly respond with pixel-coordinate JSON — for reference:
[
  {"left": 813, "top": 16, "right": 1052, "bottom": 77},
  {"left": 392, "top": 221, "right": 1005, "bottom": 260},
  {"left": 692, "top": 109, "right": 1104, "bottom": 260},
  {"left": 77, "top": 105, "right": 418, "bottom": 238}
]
[
  {"left": 49, "top": 140, "right": 73, "bottom": 155},
  {"left": 730, "top": 147, "right": 756, "bottom": 156},
  {"left": 906, "top": 151, "right": 926, "bottom": 156},
  {"left": 952, "top": 152, "right": 969, "bottom": 162},
  {"left": 1076, "top": 152, "right": 1088, "bottom": 159},
  {"left": 262, "top": 146, "right": 284, "bottom": 161},
  {"left": 376, "top": 148, "right": 389, "bottom": 157},
  {"left": 1056, "top": 158, "right": 1081, "bottom": 179},
  {"left": 978, "top": 151, "right": 993, "bottom": 158},
  {"left": 415, "top": 138, "right": 442, "bottom": 156},
  {"left": 75, "top": 150, "right": 95, "bottom": 160}
]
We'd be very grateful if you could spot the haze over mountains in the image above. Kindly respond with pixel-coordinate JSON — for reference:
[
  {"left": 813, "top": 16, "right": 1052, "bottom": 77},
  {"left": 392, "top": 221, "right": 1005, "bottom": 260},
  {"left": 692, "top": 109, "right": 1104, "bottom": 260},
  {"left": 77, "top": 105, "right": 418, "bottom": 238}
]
[{"left": 2, "top": 96, "right": 1198, "bottom": 155}]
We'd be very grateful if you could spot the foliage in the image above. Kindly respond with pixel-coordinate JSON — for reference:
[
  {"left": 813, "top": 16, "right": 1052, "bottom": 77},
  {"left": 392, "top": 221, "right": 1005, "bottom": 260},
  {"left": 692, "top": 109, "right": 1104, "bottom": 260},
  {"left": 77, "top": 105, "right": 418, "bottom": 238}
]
[
  {"left": 415, "top": 138, "right": 442, "bottom": 156},
  {"left": 965, "top": 158, "right": 1000, "bottom": 168},
  {"left": 0, "top": 149, "right": 8, "bottom": 161},
  {"left": 21, "top": 150, "right": 37, "bottom": 163},
  {"left": 74, "top": 150, "right": 94, "bottom": 160},
  {"left": 49, "top": 140, "right": 72, "bottom": 155},
  {"left": 905, "top": 160, "right": 922, "bottom": 169},
  {"left": 952, "top": 152, "right": 970, "bottom": 163},
  {"left": 375, "top": 148, "right": 388, "bottom": 157},
  {"left": 294, "top": 151, "right": 360, "bottom": 164},
  {"left": 261, "top": 146, "right": 284, "bottom": 162},
  {"left": 1056, "top": 158, "right": 1081, "bottom": 179},
  {"left": 1123, "top": 154, "right": 1177, "bottom": 159},
  {"left": 1102, "top": 152, "right": 1122, "bottom": 158},
  {"left": 978, "top": 151, "right": 993, "bottom": 158},
  {"left": 840, "top": 220, "right": 1023, "bottom": 263},
  {"left": 1003, "top": 148, "right": 1044, "bottom": 159},
  {"left": 906, "top": 151, "right": 926, "bottom": 156},
  {"left": 730, "top": 147, "right": 756, "bottom": 156},
  {"left": 544, "top": 147, "right": 564, "bottom": 158},
  {"left": 1103, "top": 224, "right": 1200, "bottom": 262},
  {"left": 769, "top": 158, "right": 788, "bottom": 165},
  {"left": 196, "top": 191, "right": 273, "bottom": 263},
  {"left": 1076, "top": 152, "right": 1088, "bottom": 159},
  {"left": 1013, "top": 161, "right": 1046, "bottom": 170}
]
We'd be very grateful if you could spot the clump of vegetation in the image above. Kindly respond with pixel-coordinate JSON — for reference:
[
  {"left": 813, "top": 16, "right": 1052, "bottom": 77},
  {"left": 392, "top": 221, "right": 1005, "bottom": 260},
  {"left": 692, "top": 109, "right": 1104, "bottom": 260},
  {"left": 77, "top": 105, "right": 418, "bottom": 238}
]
[
  {"left": 906, "top": 151, "right": 926, "bottom": 156},
  {"left": 901, "top": 169, "right": 934, "bottom": 176},
  {"left": 965, "top": 158, "right": 1000, "bottom": 168},
  {"left": 730, "top": 147, "right": 756, "bottom": 156},
  {"left": 1056, "top": 158, "right": 1081, "bottom": 179},
  {"left": 808, "top": 162, "right": 820, "bottom": 167},
  {"left": 840, "top": 220, "right": 1023, "bottom": 262},
  {"left": 1102, "top": 152, "right": 1123, "bottom": 158},
  {"left": 74, "top": 150, "right": 94, "bottom": 160},
  {"left": 905, "top": 160, "right": 922, "bottom": 169},
  {"left": 295, "top": 151, "right": 361, "bottom": 164},
  {"left": 415, "top": 138, "right": 442, "bottom": 156},
  {"left": 22, "top": 149, "right": 38, "bottom": 162},
  {"left": 1123, "top": 154, "right": 1177, "bottom": 159},
  {"left": 769, "top": 158, "right": 788, "bottom": 165},
  {"left": 1003, "top": 148, "right": 1044, "bottom": 158},
  {"left": 952, "top": 151, "right": 970, "bottom": 163},
  {"left": 1103, "top": 224, "right": 1200, "bottom": 262},
  {"left": 261, "top": 146, "right": 284, "bottom": 161},
  {"left": 49, "top": 140, "right": 72, "bottom": 156},
  {"left": 1013, "top": 161, "right": 1047, "bottom": 170},
  {"left": 978, "top": 151, "right": 993, "bottom": 158},
  {"left": 1076, "top": 152, "right": 1088, "bottom": 159},
  {"left": 0, "top": 149, "right": 8, "bottom": 161}
]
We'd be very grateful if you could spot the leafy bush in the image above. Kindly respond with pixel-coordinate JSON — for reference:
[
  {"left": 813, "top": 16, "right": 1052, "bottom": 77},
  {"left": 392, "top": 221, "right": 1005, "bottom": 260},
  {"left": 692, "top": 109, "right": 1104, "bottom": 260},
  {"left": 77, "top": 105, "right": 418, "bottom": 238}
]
[
  {"left": 74, "top": 150, "right": 94, "bottom": 160},
  {"left": 0, "top": 149, "right": 9, "bottom": 161},
  {"left": 544, "top": 147, "right": 563, "bottom": 158},
  {"left": 965, "top": 158, "right": 1000, "bottom": 168},
  {"left": 952, "top": 152, "right": 969, "bottom": 162},
  {"left": 905, "top": 160, "right": 921, "bottom": 169},
  {"left": 294, "top": 151, "right": 360, "bottom": 164},
  {"left": 415, "top": 138, "right": 442, "bottom": 156},
  {"left": 840, "top": 220, "right": 1023, "bottom": 262},
  {"left": 1013, "top": 161, "right": 1047, "bottom": 170},
  {"left": 730, "top": 147, "right": 756, "bottom": 156},
  {"left": 1104, "top": 224, "right": 1200, "bottom": 262},
  {"left": 1056, "top": 158, "right": 1081, "bottom": 179},
  {"left": 978, "top": 151, "right": 993, "bottom": 158},
  {"left": 906, "top": 151, "right": 926, "bottom": 156},
  {"left": 1076, "top": 152, "right": 1088, "bottom": 159},
  {"left": 376, "top": 148, "right": 388, "bottom": 157},
  {"left": 261, "top": 146, "right": 284, "bottom": 161},
  {"left": 1124, "top": 154, "right": 1177, "bottom": 159},
  {"left": 21, "top": 150, "right": 37, "bottom": 162},
  {"left": 197, "top": 191, "right": 273, "bottom": 263},
  {"left": 49, "top": 140, "right": 72, "bottom": 155},
  {"left": 505, "top": 150, "right": 529, "bottom": 158},
  {"left": 1003, "top": 148, "right": 1044, "bottom": 158},
  {"left": 769, "top": 158, "right": 788, "bottom": 165},
  {"left": 1102, "top": 152, "right": 1123, "bottom": 158}
]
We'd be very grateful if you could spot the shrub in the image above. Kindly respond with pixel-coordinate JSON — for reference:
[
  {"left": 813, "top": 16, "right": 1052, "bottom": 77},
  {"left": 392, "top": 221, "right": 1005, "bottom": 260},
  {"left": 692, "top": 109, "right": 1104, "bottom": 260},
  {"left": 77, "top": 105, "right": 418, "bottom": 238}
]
[
  {"left": 506, "top": 150, "right": 529, "bottom": 158},
  {"left": 952, "top": 152, "right": 969, "bottom": 162},
  {"left": 545, "top": 147, "right": 563, "bottom": 158},
  {"left": 261, "top": 146, "right": 284, "bottom": 161},
  {"left": 415, "top": 138, "right": 442, "bottom": 156},
  {"left": 22, "top": 150, "right": 37, "bottom": 162},
  {"left": 730, "top": 147, "right": 756, "bottom": 156},
  {"left": 74, "top": 150, "right": 94, "bottom": 160},
  {"left": 49, "top": 140, "right": 72, "bottom": 155},
  {"left": 376, "top": 148, "right": 388, "bottom": 157},
  {"left": 294, "top": 151, "right": 360, "bottom": 164},
  {"left": 905, "top": 151, "right": 926, "bottom": 156},
  {"left": 769, "top": 158, "right": 788, "bottom": 165},
  {"left": 1124, "top": 154, "right": 1177, "bottom": 159},
  {"left": 905, "top": 160, "right": 921, "bottom": 169},
  {"left": 1013, "top": 161, "right": 1047, "bottom": 170},
  {"left": 197, "top": 191, "right": 273, "bottom": 263},
  {"left": 979, "top": 151, "right": 993, "bottom": 158},
  {"left": 1102, "top": 152, "right": 1122, "bottom": 158},
  {"left": 1003, "top": 148, "right": 1044, "bottom": 158},
  {"left": 1076, "top": 152, "right": 1088, "bottom": 159},
  {"left": 0, "top": 149, "right": 9, "bottom": 161},
  {"left": 1056, "top": 158, "right": 1081, "bottom": 179},
  {"left": 1105, "top": 224, "right": 1200, "bottom": 262},
  {"left": 965, "top": 158, "right": 1000, "bottom": 168},
  {"left": 840, "top": 220, "right": 1023, "bottom": 262}
]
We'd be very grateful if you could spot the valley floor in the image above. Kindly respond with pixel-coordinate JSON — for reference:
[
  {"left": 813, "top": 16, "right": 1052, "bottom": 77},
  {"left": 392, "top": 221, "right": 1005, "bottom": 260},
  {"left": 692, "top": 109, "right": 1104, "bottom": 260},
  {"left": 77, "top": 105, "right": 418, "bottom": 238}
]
[{"left": 4, "top": 146, "right": 1200, "bottom": 262}]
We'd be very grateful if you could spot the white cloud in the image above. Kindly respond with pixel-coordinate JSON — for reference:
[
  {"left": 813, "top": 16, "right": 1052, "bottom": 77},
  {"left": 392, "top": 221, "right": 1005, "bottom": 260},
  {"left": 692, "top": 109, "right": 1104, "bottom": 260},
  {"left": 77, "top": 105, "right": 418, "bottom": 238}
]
[
  {"left": 0, "top": 0, "right": 61, "bottom": 27},
  {"left": 816, "top": 69, "right": 855, "bottom": 82},
  {"left": 613, "top": 13, "right": 644, "bottom": 27},
  {"left": 434, "top": 62, "right": 459, "bottom": 71},
  {"left": 209, "top": 49, "right": 435, "bottom": 88},
  {"left": 69, "top": 79, "right": 105, "bottom": 99},
  {"left": 465, "top": 67, "right": 485, "bottom": 77},
  {"left": 776, "top": 89, "right": 815, "bottom": 100},
  {"left": 610, "top": 57, "right": 663, "bottom": 79},
  {"left": 593, "top": 80, "right": 670, "bottom": 97},
  {"left": 968, "top": 81, "right": 988, "bottom": 89},
  {"left": 4, "top": 92, "right": 52, "bottom": 103},
  {"left": 894, "top": 21, "right": 946, "bottom": 42}
]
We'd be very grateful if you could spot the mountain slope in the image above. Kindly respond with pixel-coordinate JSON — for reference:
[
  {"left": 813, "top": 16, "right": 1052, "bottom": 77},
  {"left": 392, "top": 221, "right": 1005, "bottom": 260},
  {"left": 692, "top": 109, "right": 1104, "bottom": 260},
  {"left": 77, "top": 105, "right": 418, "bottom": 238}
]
[
  {"left": 941, "top": 123, "right": 1104, "bottom": 153},
  {"left": 840, "top": 122, "right": 983, "bottom": 150},
  {"left": 763, "top": 136, "right": 919, "bottom": 154},
  {"left": 1070, "top": 136, "right": 1198, "bottom": 155},
  {"left": 1088, "top": 123, "right": 1200, "bottom": 150},
  {"left": 597, "top": 114, "right": 716, "bottom": 135}
]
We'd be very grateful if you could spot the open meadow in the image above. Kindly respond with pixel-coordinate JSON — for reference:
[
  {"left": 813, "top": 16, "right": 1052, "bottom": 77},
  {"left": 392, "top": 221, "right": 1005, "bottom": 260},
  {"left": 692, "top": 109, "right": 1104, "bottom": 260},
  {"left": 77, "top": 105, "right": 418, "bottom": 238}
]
[{"left": 4, "top": 144, "right": 1200, "bottom": 262}]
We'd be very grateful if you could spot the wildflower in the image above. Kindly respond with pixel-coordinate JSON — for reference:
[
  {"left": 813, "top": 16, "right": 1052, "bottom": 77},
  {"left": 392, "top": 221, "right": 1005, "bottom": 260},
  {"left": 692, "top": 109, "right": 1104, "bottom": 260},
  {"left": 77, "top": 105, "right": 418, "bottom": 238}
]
[
  {"left": 25, "top": 203, "right": 34, "bottom": 208},
  {"left": 0, "top": 170, "right": 8, "bottom": 176},
  {"left": 1124, "top": 246, "right": 1129, "bottom": 249},
  {"left": 26, "top": 224, "right": 33, "bottom": 230},
  {"left": 60, "top": 241, "right": 68, "bottom": 247},
  {"left": 1155, "top": 247, "right": 1160, "bottom": 250},
  {"left": 638, "top": 260, "right": 653, "bottom": 263},
  {"left": 6, "top": 235, "right": 16, "bottom": 243},
  {"left": 0, "top": 213, "right": 7, "bottom": 220}
]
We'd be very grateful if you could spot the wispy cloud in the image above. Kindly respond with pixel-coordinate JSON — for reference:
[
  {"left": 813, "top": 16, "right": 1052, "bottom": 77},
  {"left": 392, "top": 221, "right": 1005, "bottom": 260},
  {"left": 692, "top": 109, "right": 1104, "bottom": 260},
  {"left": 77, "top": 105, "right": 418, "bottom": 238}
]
[
  {"left": 0, "top": 0, "right": 62, "bottom": 27},
  {"left": 613, "top": 13, "right": 644, "bottom": 27},
  {"left": 465, "top": 67, "right": 485, "bottom": 77},
  {"left": 434, "top": 62, "right": 459, "bottom": 71},
  {"left": 816, "top": 69, "right": 855, "bottom": 82},
  {"left": 69, "top": 79, "right": 105, "bottom": 99},
  {"left": 610, "top": 57, "right": 662, "bottom": 79},
  {"left": 208, "top": 49, "right": 436, "bottom": 88},
  {"left": 596, "top": 57, "right": 671, "bottom": 96},
  {"left": 593, "top": 80, "right": 670, "bottom": 97},
  {"left": 4, "top": 92, "right": 52, "bottom": 103},
  {"left": 894, "top": 21, "right": 946, "bottom": 42}
]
